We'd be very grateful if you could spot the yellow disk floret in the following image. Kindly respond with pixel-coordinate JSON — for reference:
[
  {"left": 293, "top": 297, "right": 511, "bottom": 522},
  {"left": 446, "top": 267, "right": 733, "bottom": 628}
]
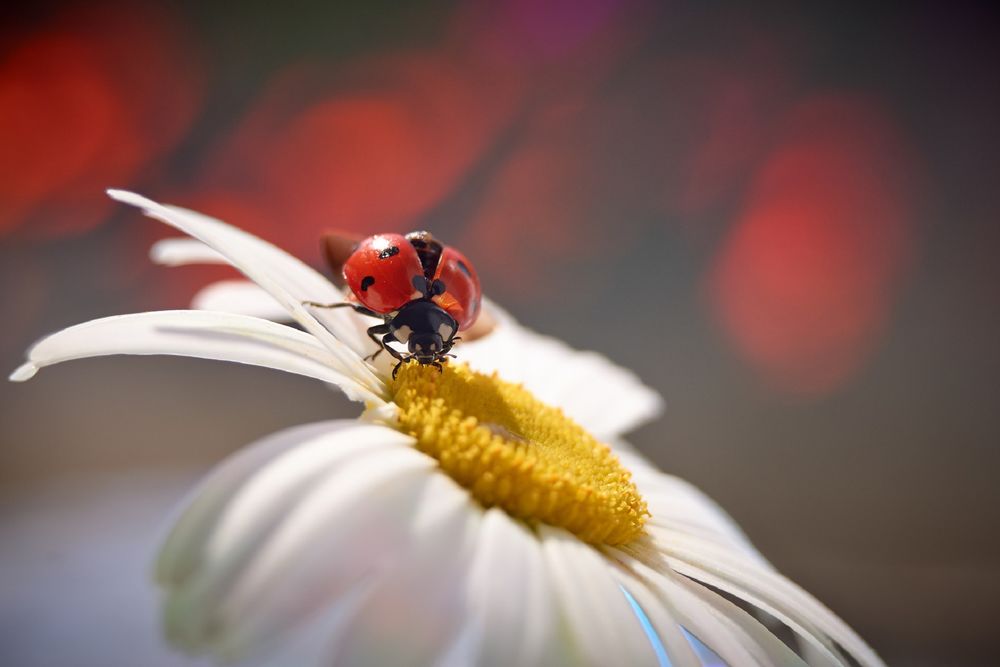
[{"left": 392, "top": 363, "right": 648, "bottom": 545}]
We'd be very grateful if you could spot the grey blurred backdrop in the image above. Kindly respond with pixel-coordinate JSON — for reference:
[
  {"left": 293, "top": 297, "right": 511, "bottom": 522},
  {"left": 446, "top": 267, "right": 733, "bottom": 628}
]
[{"left": 2, "top": 2, "right": 999, "bottom": 665}]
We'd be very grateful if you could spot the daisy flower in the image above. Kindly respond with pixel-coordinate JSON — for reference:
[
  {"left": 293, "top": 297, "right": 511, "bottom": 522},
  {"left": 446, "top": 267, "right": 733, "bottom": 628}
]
[{"left": 12, "top": 191, "right": 883, "bottom": 667}]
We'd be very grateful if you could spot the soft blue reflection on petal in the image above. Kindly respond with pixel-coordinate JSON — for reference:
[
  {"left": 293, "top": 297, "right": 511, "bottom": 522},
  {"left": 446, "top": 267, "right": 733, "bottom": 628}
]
[
  {"left": 620, "top": 584, "right": 671, "bottom": 667},
  {"left": 620, "top": 584, "right": 732, "bottom": 667},
  {"left": 683, "top": 628, "right": 726, "bottom": 666}
]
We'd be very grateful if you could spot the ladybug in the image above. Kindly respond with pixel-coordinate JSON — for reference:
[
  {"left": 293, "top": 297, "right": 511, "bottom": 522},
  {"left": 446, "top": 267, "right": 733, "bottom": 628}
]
[{"left": 308, "top": 231, "right": 481, "bottom": 378}]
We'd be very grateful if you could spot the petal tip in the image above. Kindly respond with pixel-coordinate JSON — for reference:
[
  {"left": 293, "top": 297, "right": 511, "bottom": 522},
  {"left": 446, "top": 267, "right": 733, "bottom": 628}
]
[
  {"left": 149, "top": 242, "right": 169, "bottom": 265},
  {"left": 107, "top": 188, "right": 155, "bottom": 209},
  {"left": 148, "top": 238, "right": 180, "bottom": 266},
  {"left": 10, "top": 362, "right": 38, "bottom": 382}
]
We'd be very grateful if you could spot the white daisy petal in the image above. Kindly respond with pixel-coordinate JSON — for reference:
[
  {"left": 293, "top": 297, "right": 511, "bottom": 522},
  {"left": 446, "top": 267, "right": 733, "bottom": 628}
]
[
  {"left": 627, "top": 461, "right": 766, "bottom": 564},
  {"left": 246, "top": 578, "right": 373, "bottom": 667},
  {"left": 151, "top": 237, "right": 228, "bottom": 266},
  {"left": 609, "top": 565, "right": 702, "bottom": 667},
  {"left": 159, "top": 421, "right": 411, "bottom": 590},
  {"left": 107, "top": 190, "right": 382, "bottom": 394},
  {"left": 147, "top": 238, "right": 389, "bottom": 375},
  {"left": 330, "top": 474, "right": 482, "bottom": 667},
  {"left": 665, "top": 573, "right": 809, "bottom": 667},
  {"left": 539, "top": 525, "right": 660, "bottom": 666},
  {"left": 166, "top": 434, "right": 438, "bottom": 660},
  {"left": 657, "top": 532, "right": 879, "bottom": 666},
  {"left": 212, "top": 449, "right": 436, "bottom": 658},
  {"left": 613, "top": 550, "right": 806, "bottom": 667},
  {"left": 158, "top": 420, "right": 360, "bottom": 587},
  {"left": 459, "top": 301, "right": 663, "bottom": 440},
  {"left": 192, "top": 280, "right": 290, "bottom": 321},
  {"left": 9, "top": 310, "right": 381, "bottom": 404},
  {"left": 158, "top": 421, "right": 413, "bottom": 658},
  {"left": 457, "top": 509, "right": 560, "bottom": 667}
]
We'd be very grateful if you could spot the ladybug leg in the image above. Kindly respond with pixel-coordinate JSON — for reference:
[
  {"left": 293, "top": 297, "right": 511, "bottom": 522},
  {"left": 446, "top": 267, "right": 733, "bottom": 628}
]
[
  {"left": 364, "top": 324, "right": 404, "bottom": 363},
  {"left": 391, "top": 358, "right": 414, "bottom": 380},
  {"left": 302, "top": 300, "right": 379, "bottom": 318},
  {"left": 429, "top": 361, "right": 444, "bottom": 373}
]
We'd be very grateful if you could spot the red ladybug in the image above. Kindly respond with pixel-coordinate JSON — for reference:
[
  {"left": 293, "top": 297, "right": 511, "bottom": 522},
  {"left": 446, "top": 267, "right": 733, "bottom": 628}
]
[{"left": 310, "top": 231, "right": 481, "bottom": 377}]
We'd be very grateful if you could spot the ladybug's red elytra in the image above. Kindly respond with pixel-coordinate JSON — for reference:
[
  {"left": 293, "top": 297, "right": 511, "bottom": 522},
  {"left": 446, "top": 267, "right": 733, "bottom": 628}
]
[{"left": 306, "top": 231, "right": 482, "bottom": 378}]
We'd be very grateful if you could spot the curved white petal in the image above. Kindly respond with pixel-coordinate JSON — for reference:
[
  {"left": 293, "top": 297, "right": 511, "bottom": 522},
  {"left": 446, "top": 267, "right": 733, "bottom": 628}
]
[
  {"left": 9, "top": 310, "right": 381, "bottom": 404},
  {"left": 609, "top": 565, "right": 702, "bottom": 667},
  {"left": 613, "top": 551, "right": 807, "bottom": 667},
  {"left": 159, "top": 422, "right": 412, "bottom": 589},
  {"left": 246, "top": 579, "right": 373, "bottom": 667},
  {"left": 621, "top": 452, "right": 767, "bottom": 565},
  {"left": 454, "top": 509, "right": 562, "bottom": 667},
  {"left": 329, "top": 474, "right": 482, "bottom": 666},
  {"left": 664, "top": 573, "right": 808, "bottom": 667},
  {"left": 174, "top": 445, "right": 438, "bottom": 660},
  {"left": 539, "top": 525, "right": 660, "bottom": 666},
  {"left": 654, "top": 532, "right": 883, "bottom": 667},
  {"left": 151, "top": 237, "right": 228, "bottom": 266},
  {"left": 159, "top": 420, "right": 422, "bottom": 657},
  {"left": 158, "top": 421, "right": 369, "bottom": 586},
  {"left": 192, "top": 280, "right": 291, "bottom": 321},
  {"left": 198, "top": 280, "right": 392, "bottom": 377},
  {"left": 107, "top": 190, "right": 384, "bottom": 395},
  {"left": 459, "top": 301, "right": 663, "bottom": 441}
]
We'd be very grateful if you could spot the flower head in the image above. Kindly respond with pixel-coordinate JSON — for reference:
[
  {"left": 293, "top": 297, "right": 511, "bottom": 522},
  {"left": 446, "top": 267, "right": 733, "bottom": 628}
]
[{"left": 12, "top": 191, "right": 884, "bottom": 666}]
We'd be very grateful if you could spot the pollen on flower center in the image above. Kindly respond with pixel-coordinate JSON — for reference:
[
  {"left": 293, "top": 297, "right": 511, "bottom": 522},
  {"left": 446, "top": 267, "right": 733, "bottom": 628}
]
[{"left": 391, "top": 363, "right": 648, "bottom": 545}]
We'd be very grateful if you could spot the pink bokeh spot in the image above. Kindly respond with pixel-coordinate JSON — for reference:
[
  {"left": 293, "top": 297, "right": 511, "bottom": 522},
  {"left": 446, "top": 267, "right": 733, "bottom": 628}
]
[{"left": 453, "top": 0, "right": 631, "bottom": 62}]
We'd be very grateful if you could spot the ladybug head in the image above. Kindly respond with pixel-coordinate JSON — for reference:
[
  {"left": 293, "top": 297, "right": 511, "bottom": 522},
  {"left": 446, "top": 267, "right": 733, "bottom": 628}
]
[
  {"left": 408, "top": 330, "right": 445, "bottom": 364},
  {"left": 391, "top": 300, "right": 457, "bottom": 366}
]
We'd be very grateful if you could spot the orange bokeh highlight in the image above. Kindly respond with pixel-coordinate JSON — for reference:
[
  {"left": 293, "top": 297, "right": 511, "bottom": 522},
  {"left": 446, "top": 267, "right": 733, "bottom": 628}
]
[
  {"left": 0, "top": 3, "right": 203, "bottom": 238},
  {"left": 709, "top": 94, "right": 919, "bottom": 396}
]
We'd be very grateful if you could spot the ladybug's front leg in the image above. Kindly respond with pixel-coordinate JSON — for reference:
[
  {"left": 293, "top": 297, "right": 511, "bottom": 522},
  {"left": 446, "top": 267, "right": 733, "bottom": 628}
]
[
  {"left": 302, "top": 300, "right": 379, "bottom": 318},
  {"left": 364, "top": 323, "right": 406, "bottom": 364}
]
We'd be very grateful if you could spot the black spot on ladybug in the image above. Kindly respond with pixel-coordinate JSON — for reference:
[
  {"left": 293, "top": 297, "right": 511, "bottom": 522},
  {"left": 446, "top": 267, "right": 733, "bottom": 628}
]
[
  {"left": 456, "top": 260, "right": 472, "bottom": 277},
  {"left": 360, "top": 275, "right": 375, "bottom": 291},
  {"left": 378, "top": 246, "right": 400, "bottom": 260}
]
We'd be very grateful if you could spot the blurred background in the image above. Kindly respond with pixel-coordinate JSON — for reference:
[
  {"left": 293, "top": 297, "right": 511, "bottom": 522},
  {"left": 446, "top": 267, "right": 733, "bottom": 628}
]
[{"left": 1, "top": 1, "right": 998, "bottom": 665}]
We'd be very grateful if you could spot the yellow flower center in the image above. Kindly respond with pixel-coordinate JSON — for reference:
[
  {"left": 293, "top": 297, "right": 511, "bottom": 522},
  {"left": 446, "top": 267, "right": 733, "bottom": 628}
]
[{"left": 391, "top": 363, "right": 648, "bottom": 545}]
